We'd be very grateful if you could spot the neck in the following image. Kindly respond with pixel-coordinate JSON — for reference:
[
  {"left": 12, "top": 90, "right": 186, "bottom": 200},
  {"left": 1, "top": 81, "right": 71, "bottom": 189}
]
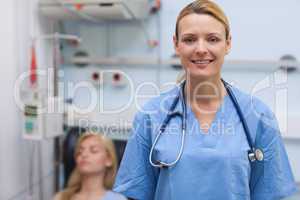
[
  {"left": 185, "top": 75, "right": 226, "bottom": 104},
  {"left": 80, "top": 173, "right": 106, "bottom": 195}
]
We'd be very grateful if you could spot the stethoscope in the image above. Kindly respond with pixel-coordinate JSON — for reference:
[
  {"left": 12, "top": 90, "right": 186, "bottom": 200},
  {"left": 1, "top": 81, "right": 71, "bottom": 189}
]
[{"left": 149, "top": 79, "right": 264, "bottom": 168}]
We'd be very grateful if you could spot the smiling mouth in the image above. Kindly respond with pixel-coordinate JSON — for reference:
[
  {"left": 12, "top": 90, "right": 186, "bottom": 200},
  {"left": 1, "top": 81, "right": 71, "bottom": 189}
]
[{"left": 191, "top": 59, "right": 214, "bottom": 65}]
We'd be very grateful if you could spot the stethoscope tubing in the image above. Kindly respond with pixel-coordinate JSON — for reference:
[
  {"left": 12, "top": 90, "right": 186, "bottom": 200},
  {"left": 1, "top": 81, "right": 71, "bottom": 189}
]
[
  {"left": 149, "top": 86, "right": 187, "bottom": 168},
  {"left": 149, "top": 80, "right": 260, "bottom": 168},
  {"left": 222, "top": 80, "right": 255, "bottom": 150}
]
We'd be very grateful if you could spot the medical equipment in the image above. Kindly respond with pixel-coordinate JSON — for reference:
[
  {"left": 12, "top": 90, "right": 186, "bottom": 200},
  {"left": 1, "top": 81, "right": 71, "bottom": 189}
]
[
  {"left": 22, "top": 89, "right": 65, "bottom": 140},
  {"left": 30, "top": 43, "right": 37, "bottom": 86},
  {"left": 39, "top": 0, "right": 150, "bottom": 21},
  {"left": 111, "top": 72, "right": 128, "bottom": 88},
  {"left": 21, "top": 33, "right": 81, "bottom": 140},
  {"left": 149, "top": 79, "right": 264, "bottom": 168}
]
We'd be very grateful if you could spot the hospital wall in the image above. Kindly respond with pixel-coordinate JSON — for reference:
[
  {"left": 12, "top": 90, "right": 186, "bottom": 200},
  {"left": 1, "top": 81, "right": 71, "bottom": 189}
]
[
  {"left": 1, "top": 0, "right": 300, "bottom": 200},
  {"left": 0, "top": 0, "right": 56, "bottom": 200},
  {"left": 0, "top": 1, "right": 19, "bottom": 199}
]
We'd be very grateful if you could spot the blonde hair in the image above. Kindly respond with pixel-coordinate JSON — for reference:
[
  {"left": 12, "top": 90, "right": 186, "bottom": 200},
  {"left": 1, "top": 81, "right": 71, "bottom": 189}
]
[
  {"left": 175, "top": 0, "right": 230, "bottom": 40},
  {"left": 58, "top": 132, "right": 118, "bottom": 200},
  {"left": 175, "top": 0, "right": 230, "bottom": 82}
]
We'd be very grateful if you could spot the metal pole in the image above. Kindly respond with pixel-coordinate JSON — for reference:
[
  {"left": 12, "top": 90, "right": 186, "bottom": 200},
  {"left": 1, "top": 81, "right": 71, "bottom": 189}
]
[{"left": 48, "top": 32, "right": 80, "bottom": 192}]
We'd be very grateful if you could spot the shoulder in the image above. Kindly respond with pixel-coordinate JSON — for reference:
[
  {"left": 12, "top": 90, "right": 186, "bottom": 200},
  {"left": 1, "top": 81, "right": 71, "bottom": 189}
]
[
  {"left": 141, "top": 85, "right": 179, "bottom": 113},
  {"left": 230, "top": 85, "right": 274, "bottom": 117},
  {"left": 129, "top": 85, "right": 179, "bottom": 143},
  {"left": 53, "top": 192, "right": 63, "bottom": 200},
  {"left": 104, "top": 190, "right": 128, "bottom": 200},
  {"left": 134, "top": 85, "right": 179, "bottom": 120},
  {"left": 230, "top": 85, "right": 279, "bottom": 131},
  {"left": 132, "top": 85, "right": 179, "bottom": 130}
]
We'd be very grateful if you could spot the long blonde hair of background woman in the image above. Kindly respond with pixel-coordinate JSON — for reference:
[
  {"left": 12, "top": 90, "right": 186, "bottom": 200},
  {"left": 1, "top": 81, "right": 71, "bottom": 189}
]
[{"left": 58, "top": 133, "right": 118, "bottom": 200}]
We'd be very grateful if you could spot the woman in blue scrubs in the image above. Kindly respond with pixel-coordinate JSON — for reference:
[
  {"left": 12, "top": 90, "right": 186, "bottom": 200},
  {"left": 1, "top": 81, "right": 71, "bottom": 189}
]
[{"left": 113, "top": 0, "right": 297, "bottom": 199}]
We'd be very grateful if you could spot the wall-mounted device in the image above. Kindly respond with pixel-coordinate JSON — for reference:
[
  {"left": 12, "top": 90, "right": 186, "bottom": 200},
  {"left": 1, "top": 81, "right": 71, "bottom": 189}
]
[
  {"left": 278, "top": 54, "right": 298, "bottom": 73},
  {"left": 111, "top": 71, "right": 127, "bottom": 88},
  {"left": 91, "top": 71, "right": 104, "bottom": 86},
  {"left": 23, "top": 94, "right": 64, "bottom": 140},
  {"left": 39, "top": 0, "right": 150, "bottom": 20}
]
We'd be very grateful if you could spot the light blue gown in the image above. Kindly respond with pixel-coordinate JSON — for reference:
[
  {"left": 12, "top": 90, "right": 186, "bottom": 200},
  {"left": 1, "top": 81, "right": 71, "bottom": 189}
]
[
  {"left": 113, "top": 84, "right": 297, "bottom": 200},
  {"left": 102, "top": 191, "right": 127, "bottom": 200}
]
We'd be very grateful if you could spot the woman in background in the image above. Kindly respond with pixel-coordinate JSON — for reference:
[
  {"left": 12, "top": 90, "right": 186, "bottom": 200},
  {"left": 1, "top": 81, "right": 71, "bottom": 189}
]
[{"left": 54, "top": 132, "right": 127, "bottom": 200}]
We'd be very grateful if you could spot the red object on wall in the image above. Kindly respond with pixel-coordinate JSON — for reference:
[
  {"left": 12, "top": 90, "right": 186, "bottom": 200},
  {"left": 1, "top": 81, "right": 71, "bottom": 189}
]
[
  {"left": 150, "top": 0, "right": 161, "bottom": 13},
  {"left": 74, "top": 4, "right": 84, "bottom": 11},
  {"left": 30, "top": 45, "right": 37, "bottom": 86}
]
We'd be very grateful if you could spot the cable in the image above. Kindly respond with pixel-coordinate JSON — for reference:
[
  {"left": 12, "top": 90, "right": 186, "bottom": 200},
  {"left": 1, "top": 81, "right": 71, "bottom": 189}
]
[
  {"left": 27, "top": 141, "right": 35, "bottom": 200},
  {"left": 38, "top": 141, "right": 44, "bottom": 200}
]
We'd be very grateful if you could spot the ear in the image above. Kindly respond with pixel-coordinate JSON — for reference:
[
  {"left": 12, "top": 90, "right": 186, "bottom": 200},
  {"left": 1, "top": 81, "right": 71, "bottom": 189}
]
[
  {"left": 225, "top": 35, "right": 232, "bottom": 55},
  {"left": 173, "top": 35, "right": 180, "bottom": 56}
]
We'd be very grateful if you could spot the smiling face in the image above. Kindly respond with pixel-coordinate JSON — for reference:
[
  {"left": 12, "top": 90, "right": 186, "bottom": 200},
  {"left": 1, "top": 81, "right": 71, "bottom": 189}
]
[
  {"left": 174, "top": 13, "right": 231, "bottom": 81},
  {"left": 75, "top": 135, "right": 112, "bottom": 176}
]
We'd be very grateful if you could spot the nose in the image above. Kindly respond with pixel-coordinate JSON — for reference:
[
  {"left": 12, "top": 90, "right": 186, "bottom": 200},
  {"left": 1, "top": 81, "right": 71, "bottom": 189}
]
[
  {"left": 80, "top": 150, "right": 89, "bottom": 158},
  {"left": 195, "top": 40, "right": 208, "bottom": 55}
]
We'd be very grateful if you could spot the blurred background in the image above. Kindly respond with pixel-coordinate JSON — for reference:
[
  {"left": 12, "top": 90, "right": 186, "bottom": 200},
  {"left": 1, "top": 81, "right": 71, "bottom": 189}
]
[{"left": 1, "top": 0, "right": 300, "bottom": 199}]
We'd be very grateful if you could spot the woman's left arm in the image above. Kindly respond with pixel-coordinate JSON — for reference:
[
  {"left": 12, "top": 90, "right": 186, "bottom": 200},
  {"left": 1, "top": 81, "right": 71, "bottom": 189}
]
[{"left": 250, "top": 112, "right": 298, "bottom": 200}]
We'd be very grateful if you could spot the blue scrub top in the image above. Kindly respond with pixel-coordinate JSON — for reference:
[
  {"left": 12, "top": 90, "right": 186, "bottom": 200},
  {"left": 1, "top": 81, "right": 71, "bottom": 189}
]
[{"left": 113, "top": 84, "right": 297, "bottom": 200}]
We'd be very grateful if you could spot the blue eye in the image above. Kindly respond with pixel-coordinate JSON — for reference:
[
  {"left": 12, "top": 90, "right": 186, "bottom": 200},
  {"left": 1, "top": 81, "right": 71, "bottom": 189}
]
[
  {"left": 208, "top": 37, "right": 220, "bottom": 43},
  {"left": 182, "top": 37, "right": 196, "bottom": 44}
]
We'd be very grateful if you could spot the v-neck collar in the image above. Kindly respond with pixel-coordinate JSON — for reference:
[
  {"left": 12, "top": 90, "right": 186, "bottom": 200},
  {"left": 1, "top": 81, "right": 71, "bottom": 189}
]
[
  {"left": 170, "top": 81, "right": 230, "bottom": 135},
  {"left": 186, "top": 94, "right": 229, "bottom": 135}
]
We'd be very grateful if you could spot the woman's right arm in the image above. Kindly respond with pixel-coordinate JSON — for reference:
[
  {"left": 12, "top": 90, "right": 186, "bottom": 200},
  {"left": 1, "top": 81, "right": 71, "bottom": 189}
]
[{"left": 113, "top": 112, "right": 159, "bottom": 200}]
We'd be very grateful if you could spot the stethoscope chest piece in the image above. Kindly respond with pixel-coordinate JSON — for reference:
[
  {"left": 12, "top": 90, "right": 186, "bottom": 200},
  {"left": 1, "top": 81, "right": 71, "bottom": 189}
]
[
  {"left": 255, "top": 149, "right": 264, "bottom": 161},
  {"left": 248, "top": 148, "right": 264, "bottom": 162}
]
